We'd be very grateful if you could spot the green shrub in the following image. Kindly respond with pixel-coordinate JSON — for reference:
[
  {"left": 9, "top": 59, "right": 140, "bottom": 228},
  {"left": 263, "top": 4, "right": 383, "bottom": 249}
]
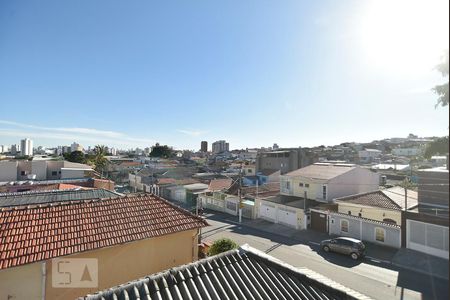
[{"left": 208, "top": 238, "right": 239, "bottom": 256}]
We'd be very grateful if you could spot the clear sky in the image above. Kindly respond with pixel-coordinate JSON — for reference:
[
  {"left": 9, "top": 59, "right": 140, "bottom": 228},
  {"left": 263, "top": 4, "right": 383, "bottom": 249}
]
[{"left": 0, "top": 0, "right": 448, "bottom": 151}]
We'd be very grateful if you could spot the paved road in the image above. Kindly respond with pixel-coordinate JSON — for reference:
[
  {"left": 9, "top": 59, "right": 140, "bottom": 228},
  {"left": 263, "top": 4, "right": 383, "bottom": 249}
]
[{"left": 200, "top": 212, "right": 449, "bottom": 300}]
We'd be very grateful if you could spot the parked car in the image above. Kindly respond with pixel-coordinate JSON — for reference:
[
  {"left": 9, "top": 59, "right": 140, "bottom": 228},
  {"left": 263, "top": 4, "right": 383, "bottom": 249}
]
[{"left": 320, "top": 237, "right": 366, "bottom": 260}]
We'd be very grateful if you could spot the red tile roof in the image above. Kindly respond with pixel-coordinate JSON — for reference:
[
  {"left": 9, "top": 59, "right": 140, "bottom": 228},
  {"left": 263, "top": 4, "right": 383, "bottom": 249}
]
[
  {"left": 157, "top": 178, "right": 177, "bottom": 185},
  {"left": 208, "top": 178, "right": 233, "bottom": 192},
  {"left": 0, "top": 194, "right": 208, "bottom": 270},
  {"left": 335, "top": 187, "right": 418, "bottom": 210}
]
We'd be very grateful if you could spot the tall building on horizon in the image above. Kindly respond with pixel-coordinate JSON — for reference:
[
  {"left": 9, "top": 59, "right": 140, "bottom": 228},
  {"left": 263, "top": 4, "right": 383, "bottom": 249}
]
[
  {"left": 212, "top": 140, "right": 229, "bottom": 154},
  {"left": 20, "top": 138, "right": 33, "bottom": 156},
  {"left": 71, "top": 142, "right": 83, "bottom": 153},
  {"left": 200, "top": 141, "right": 208, "bottom": 152}
]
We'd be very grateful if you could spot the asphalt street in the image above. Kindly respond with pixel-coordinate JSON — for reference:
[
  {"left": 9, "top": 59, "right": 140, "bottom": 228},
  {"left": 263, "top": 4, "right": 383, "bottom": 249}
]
[{"left": 201, "top": 212, "right": 449, "bottom": 300}]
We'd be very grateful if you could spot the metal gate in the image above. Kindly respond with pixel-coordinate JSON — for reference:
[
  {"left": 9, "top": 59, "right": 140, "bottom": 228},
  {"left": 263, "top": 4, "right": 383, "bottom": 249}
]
[
  {"left": 407, "top": 220, "right": 449, "bottom": 259},
  {"left": 311, "top": 211, "right": 328, "bottom": 233}
]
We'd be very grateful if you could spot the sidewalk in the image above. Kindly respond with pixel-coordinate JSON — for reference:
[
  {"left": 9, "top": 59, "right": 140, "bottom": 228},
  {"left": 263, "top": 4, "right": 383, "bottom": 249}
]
[{"left": 221, "top": 214, "right": 448, "bottom": 280}]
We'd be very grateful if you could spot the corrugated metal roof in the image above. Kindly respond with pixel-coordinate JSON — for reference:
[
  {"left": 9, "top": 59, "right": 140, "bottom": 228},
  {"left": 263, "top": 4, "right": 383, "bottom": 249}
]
[
  {"left": 0, "top": 188, "right": 120, "bottom": 207},
  {"left": 82, "top": 245, "right": 368, "bottom": 300}
]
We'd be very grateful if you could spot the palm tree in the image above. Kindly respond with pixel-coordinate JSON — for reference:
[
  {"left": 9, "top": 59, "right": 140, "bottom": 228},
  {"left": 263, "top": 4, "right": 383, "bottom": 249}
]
[
  {"left": 93, "top": 145, "right": 108, "bottom": 176},
  {"left": 433, "top": 50, "right": 449, "bottom": 108}
]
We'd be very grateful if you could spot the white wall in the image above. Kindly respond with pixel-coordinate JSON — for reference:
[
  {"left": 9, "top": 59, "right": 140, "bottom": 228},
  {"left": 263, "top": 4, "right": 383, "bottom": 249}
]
[
  {"left": 31, "top": 161, "right": 47, "bottom": 180},
  {"left": 61, "top": 169, "right": 88, "bottom": 179},
  {"left": 328, "top": 167, "right": 379, "bottom": 201}
]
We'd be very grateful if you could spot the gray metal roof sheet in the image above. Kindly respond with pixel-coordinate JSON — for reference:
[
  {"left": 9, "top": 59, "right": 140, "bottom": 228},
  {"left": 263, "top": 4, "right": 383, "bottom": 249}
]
[
  {"left": 0, "top": 189, "right": 120, "bottom": 207},
  {"left": 82, "top": 245, "right": 369, "bottom": 300}
]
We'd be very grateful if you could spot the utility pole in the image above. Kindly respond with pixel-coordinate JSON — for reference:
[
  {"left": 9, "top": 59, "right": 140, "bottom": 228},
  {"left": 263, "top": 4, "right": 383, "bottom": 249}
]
[
  {"left": 304, "top": 191, "right": 308, "bottom": 229},
  {"left": 134, "top": 170, "right": 137, "bottom": 193},
  {"left": 238, "top": 163, "right": 243, "bottom": 223},
  {"left": 404, "top": 187, "right": 408, "bottom": 212}
]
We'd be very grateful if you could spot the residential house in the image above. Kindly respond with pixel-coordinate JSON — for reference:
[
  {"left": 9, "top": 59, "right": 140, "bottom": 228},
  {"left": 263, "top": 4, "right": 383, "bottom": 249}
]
[
  {"left": 0, "top": 194, "right": 207, "bottom": 300},
  {"left": 308, "top": 187, "right": 417, "bottom": 249},
  {"left": 243, "top": 169, "right": 280, "bottom": 186},
  {"left": 242, "top": 164, "right": 256, "bottom": 176},
  {"left": 358, "top": 149, "right": 382, "bottom": 163},
  {"left": 280, "top": 163, "right": 380, "bottom": 203},
  {"left": 334, "top": 187, "right": 418, "bottom": 225},
  {"left": 165, "top": 182, "right": 209, "bottom": 207},
  {"left": 207, "top": 178, "right": 233, "bottom": 192},
  {"left": 255, "top": 147, "right": 317, "bottom": 174},
  {"left": 0, "top": 160, "right": 94, "bottom": 182},
  {"left": 430, "top": 156, "right": 448, "bottom": 168},
  {"left": 391, "top": 147, "right": 423, "bottom": 157}
]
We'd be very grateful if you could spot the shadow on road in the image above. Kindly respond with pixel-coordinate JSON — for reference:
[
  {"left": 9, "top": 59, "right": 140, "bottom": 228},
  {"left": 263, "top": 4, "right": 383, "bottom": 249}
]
[{"left": 203, "top": 211, "right": 449, "bottom": 299}]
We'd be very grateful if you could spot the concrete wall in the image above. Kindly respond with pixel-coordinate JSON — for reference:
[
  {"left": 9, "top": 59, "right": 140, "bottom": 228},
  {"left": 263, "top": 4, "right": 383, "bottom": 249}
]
[
  {"left": 44, "top": 229, "right": 199, "bottom": 300},
  {"left": 0, "top": 161, "right": 18, "bottom": 181},
  {"left": 337, "top": 203, "right": 401, "bottom": 224},
  {"left": 328, "top": 168, "right": 379, "bottom": 202},
  {"left": 329, "top": 213, "right": 401, "bottom": 248},
  {"left": 46, "top": 161, "right": 64, "bottom": 180},
  {"left": 31, "top": 160, "right": 48, "bottom": 180},
  {"left": 0, "top": 261, "right": 42, "bottom": 300},
  {"left": 60, "top": 169, "right": 90, "bottom": 179},
  {"left": 17, "top": 161, "right": 32, "bottom": 180}
]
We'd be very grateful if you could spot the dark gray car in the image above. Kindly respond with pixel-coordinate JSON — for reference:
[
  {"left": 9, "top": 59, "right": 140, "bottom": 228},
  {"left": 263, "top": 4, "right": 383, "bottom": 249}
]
[{"left": 320, "top": 237, "right": 366, "bottom": 260}]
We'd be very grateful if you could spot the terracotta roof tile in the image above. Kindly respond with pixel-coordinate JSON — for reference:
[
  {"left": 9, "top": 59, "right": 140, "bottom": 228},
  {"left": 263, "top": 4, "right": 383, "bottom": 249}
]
[
  {"left": 208, "top": 179, "right": 233, "bottom": 192},
  {"left": 335, "top": 187, "right": 417, "bottom": 210},
  {"left": 0, "top": 194, "right": 208, "bottom": 270}
]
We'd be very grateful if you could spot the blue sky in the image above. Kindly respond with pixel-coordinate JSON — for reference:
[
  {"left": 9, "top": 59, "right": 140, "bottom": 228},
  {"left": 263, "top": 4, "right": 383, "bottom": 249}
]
[{"left": 0, "top": 0, "right": 448, "bottom": 150}]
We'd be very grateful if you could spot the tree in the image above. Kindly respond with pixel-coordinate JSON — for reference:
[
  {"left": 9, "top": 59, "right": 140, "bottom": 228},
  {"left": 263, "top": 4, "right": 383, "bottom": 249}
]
[
  {"left": 424, "top": 137, "right": 449, "bottom": 158},
  {"left": 149, "top": 144, "right": 173, "bottom": 158},
  {"left": 93, "top": 145, "right": 109, "bottom": 174},
  {"left": 433, "top": 50, "right": 449, "bottom": 108},
  {"left": 64, "top": 151, "right": 86, "bottom": 163},
  {"left": 208, "top": 238, "right": 239, "bottom": 256}
]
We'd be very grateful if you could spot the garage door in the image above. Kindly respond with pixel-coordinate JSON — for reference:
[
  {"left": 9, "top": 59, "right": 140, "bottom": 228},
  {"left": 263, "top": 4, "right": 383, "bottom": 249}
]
[
  {"left": 407, "top": 220, "right": 449, "bottom": 259},
  {"left": 260, "top": 204, "right": 276, "bottom": 222},
  {"left": 277, "top": 209, "right": 297, "bottom": 228}
]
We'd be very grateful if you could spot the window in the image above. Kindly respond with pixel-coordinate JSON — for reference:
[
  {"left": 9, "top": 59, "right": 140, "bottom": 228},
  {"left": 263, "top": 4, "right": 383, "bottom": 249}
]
[
  {"left": 340, "top": 220, "right": 349, "bottom": 232},
  {"left": 20, "top": 171, "right": 26, "bottom": 176},
  {"left": 286, "top": 181, "right": 290, "bottom": 190},
  {"left": 248, "top": 169, "right": 252, "bottom": 173},
  {"left": 358, "top": 213, "right": 362, "bottom": 217},
  {"left": 305, "top": 183, "right": 310, "bottom": 188},
  {"left": 348, "top": 211, "right": 351, "bottom": 215},
  {"left": 375, "top": 228, "right": 385, "bottom": 242},
  {"left": 51, "top": 171, "right": 57, "bottom": 176},
  {"left": 322, "top": 185, "right": 327, "bottom": 200},
  {"left": 299, "top": 183, "right": 304, "bottom": 187}
]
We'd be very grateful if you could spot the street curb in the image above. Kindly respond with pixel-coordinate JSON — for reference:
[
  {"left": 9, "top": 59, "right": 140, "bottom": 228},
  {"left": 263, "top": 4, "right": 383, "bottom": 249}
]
[{"left": 223, "top": 217, "right": 449, "bottom": 280}]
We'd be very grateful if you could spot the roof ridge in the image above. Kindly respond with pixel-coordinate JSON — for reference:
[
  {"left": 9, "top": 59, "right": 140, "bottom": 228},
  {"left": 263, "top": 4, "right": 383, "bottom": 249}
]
[{"left": 334, "top": 189, "right": 383, "bottom": 201}]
